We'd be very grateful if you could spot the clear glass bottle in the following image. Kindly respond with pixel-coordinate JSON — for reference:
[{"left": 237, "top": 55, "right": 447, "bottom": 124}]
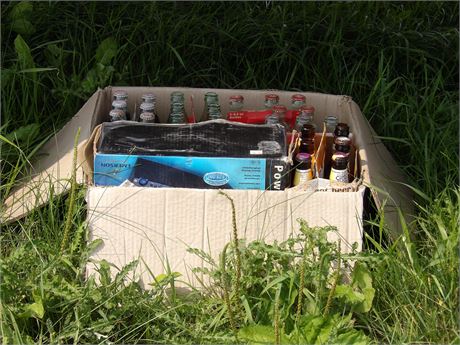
[
  {"left": 171, "top": 91, "right": 185, "bottom": 105},
  {"left": 324, "top": 115, "right": 338, "bottom": 133},
  {"left": 113, "top": 90, "right": 128, "bottom": 101},
  {"left": 229, "top": 95, "right": 244, "bottom": 111},
  {"left": 264, "top": 94, "right": 279, "bottom": 109},
  {"left": 109, "top": 109, "right": 126, "bottom": 122},
  {"left": 168, "top": 102, "right": 186, "bottom": 123},
  {"left": 207, "top": 103, "right": 222, "bottom": 120},
  {"left": 265, "top": 105, "right": 289, "bottom": 130},
  {"left": 139, "top": 111, "right": 156, "bottom": 123},
  {"left": 203, "top": 92, "right": 221, "bottom": 120},
  {"left": 295, "top": 105, "right": 315, "bottom": 132},
  {"left": 290, "top": 94, "right": 306, "bottom": 110}
]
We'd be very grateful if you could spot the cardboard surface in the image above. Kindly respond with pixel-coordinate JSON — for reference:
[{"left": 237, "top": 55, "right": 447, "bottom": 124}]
[
  {"left": 2, "top": 86, "right": 413, "bottom": 287},
  {"left": 86, "top": 185, "right": 365, "bottom": 287}
]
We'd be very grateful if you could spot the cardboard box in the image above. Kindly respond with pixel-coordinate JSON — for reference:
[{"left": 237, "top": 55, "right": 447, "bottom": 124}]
[{"left": 2, "top": 87, "right": 413, "bottom": 287}]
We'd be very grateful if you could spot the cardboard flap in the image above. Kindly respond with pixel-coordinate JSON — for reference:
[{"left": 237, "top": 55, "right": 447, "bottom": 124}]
[
  {"left": 340, "top": 97, "right": 414, "bottom": 235},
  {"left": 2, "top": 90, "right": 102, "bottom": 222}
]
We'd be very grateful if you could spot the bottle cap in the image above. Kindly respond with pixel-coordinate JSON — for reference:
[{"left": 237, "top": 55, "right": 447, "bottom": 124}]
[{"left": 291, "top": 94, "right": 306, "bottom": 102}]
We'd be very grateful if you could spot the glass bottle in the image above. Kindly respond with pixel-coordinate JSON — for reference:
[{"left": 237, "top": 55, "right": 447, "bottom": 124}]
[
  {"left": 324, "top": 115, "right": 338, "bottom": 133},
  {"left": 334, "top": 122, "right": 350, "bottom": 139},
  {"left": 113, "top": 90, "right": 128, "bottom": 102},
  {"left": 203, "top": 92, "right": 221, "bottom": 120},
  {"left": 264, "top": 94, "right": 279, "bottom": 109},
  {"left": 139, "top": 102, "right": 158, "bottom": 122},
  {"left": 266, "top": 105, "right": 288, "bottom": 128},
  {"left": 207, "top": 103, "right": 223, "bottom": 120},
  {"left": 334, "top": 136, "right": 351, "bottom": 155},
  {"left": 329, "top": 153, "right": 350, "bottom": 183},
  {"left": 229, "top": 95, "right": 244, "bottom": 111},
  {"left": 290, "top": 94, "right": 306, "bottom": 110},
  {"left": 293, "top": 153, "right": 313, "bottom": 186},
  {"left": 323, "top": 115, "right": 338, "bottom": 179},
  {"left": 109, "top": 109, "right": 126, "bottom": 122},
  {"left": 168, "top": 102, "right": 186, "bottom": 123},
  {"left": 295, "top": 105, "right": 315, "bottom": 132},
  {"left": 299, "top": 124, "right": 315, "bottom": 155},
  {"left": 139, "top": 111, "right": 156, "bottom": 123},
  {"left": 112, "top": 100, "right": 128, "bottom": 119}
]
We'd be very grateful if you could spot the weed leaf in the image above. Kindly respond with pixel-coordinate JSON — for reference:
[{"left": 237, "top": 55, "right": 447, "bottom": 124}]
[
  {"left": 14, "top": 35, "right": 34, "bottom": 69},
  {"left": 95, "top": 37, "right": 118, "bottom": 65}
]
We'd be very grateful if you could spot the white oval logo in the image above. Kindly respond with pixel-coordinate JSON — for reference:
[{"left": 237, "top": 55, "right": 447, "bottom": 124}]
[{"left": 203, "top": 172, "right": 230, "bottom": 186}]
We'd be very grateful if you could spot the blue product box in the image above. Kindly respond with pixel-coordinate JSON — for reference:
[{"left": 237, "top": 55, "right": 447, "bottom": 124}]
[{"left": 94, "top": 153, "right": 289, "bottom": 190}]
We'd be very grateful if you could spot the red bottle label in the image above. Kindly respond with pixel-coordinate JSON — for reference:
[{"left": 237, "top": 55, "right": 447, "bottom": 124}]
[{"left": 227, "top": 111, "right": 247, "bottom": 122}]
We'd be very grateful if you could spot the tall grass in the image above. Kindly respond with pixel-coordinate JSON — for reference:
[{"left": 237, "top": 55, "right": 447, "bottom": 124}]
[{"left": 1, "top": 2, "right": 458, "bottom": 344}]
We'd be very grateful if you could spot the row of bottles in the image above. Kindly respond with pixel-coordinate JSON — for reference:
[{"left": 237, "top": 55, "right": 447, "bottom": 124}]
[
  {"left": 109, "top": 91, "right": 321, "bottom": 128},
  {"left": 292, "top": 121, "right": 352, "bottom": 186}
]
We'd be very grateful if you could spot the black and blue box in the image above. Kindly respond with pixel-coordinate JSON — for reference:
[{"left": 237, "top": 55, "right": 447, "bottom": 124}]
[{"left": 94, "top": 120, "right": 290, "bottom": 190}]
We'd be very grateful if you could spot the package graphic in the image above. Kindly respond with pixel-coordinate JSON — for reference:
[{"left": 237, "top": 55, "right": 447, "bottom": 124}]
[{"left": 94, "top": 154, "right": 289, "bottom": 190}]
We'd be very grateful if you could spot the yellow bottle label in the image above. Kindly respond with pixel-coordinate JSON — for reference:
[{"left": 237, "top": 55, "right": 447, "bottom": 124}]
[
  {"left": 293, "top": 168, "right": 313, "bottom": 186},
  {"left": 330, "top": 168, "right": 348, "bottom": 183}
]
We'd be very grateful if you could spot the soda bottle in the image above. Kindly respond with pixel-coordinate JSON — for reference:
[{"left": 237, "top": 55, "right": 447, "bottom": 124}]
[
  {"left": 265, "top": 105, "right": 288, "bottom": 127},
  {"left": 264, "top": 94, "right": 279, "bottom": 109},
  {"left": 112, "top": 100, "right": 128, "bottom": 115},
  {"left": 139, "top": 111, "right": 156, "bottom": 123},
  {"left": 207, "top": 103, "right": 223, "bottom": 120},
  {"left": 203, "top": 92, "right": 221, "bottom": 120},
  {"left": 329, "top": 153, "right": 349, "bottom": 183},
  {"left": 295, "top": 105, "right": 315, "bottom": 132},
  {"left": 168, "top": 102, "right": 186, "bottom": 123},
  {"left": 229, "top": 95, "right": 244, "bottom": 111},
  {"left": 290, "top": 94, "right": 306, "bottom": 109},
  {"left": 324, "top": 115, "right": 338, "bottom": 134},
  {"left": 109, "top": 109, "right": 126, "bottom": 122},
  {"left": 112, "top": 91, "right": 130, "bottom": 119},
  {"left": 323, "top": 115, "right": 338, "bottom": 178}
]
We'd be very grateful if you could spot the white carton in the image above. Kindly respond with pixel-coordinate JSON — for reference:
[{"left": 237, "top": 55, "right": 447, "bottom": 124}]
[{"left": 3, "top": 87, "right": 412, "bottom": 286}]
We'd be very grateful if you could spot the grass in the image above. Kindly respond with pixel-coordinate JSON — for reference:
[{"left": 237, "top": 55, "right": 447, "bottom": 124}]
[{"left": 1, "top": 2, "right": 458, "bottom": 344}]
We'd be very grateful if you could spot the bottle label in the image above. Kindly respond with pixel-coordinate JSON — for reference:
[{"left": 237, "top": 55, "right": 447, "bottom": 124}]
[
  {"left": 227, "top": 111, "right": 247, "bottom": 121},
  {"left": 293, "top": 168, "right": 312, "bottom": 186},
  {"left": 330, "top": 168, "right": 348, "bottom": 183}
]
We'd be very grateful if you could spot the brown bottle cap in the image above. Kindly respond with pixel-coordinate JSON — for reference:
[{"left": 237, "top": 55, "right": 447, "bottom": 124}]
[{"left": 334, "top": 136, "right": 351, "bottom": 146}]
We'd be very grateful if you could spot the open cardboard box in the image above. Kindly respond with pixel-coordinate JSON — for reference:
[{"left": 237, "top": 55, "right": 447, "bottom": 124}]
[{"left": 3, "top": 86, "right": 413, "bottom": 287}]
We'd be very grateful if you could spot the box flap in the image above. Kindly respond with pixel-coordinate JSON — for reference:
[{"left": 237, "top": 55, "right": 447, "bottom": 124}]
[
  {"left": 2, "top": 89, "right": 103, "bottom": 222},
  {"left": 85, "top": 186, "right": 366, "bottom": 287},
  {"left": 339, "top": 96, "right": 413, "bottom": 235}
]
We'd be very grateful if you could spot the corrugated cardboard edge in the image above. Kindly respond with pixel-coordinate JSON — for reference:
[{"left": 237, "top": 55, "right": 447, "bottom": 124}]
[
  {"left": 339, "top": 96, "right": 414, "bottom": 236},
  {"left": 2, "top": 89, "right": 103, "bottom": 223}
]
